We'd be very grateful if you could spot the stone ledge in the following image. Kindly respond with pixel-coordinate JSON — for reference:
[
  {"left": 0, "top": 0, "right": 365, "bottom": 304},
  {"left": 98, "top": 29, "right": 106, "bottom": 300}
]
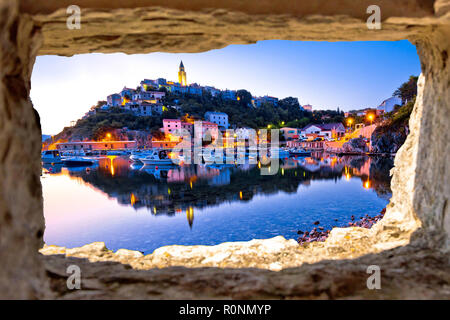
[
  {"left": 41, "top": 244, "right": 450, "bottom": 299},
  {"left": 40, "top": 214, "right": 415, "bottom": 272}
]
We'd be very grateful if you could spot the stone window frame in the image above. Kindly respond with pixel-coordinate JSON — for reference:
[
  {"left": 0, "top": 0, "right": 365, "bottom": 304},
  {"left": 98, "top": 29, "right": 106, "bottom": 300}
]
[{"left": 0, "top": 1, "right": 448, "bottom": 299}]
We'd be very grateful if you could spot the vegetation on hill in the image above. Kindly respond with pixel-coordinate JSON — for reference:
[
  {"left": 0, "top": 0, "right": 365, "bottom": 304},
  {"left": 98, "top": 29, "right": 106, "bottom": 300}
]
[
  {"left": 163, "top": 90, "right": 344, "bottom": 129},
  {"left": 371, "top": 75, "right": 417, "bottom": 154},
  {"left": 48, "top": 88, "right": 349, "bottom": 143}
]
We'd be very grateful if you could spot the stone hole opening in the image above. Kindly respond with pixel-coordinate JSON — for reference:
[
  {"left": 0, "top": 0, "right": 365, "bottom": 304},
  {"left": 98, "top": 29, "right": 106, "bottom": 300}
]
[{"left": 33, "top": 40, "right": 424, "bottom": 270}]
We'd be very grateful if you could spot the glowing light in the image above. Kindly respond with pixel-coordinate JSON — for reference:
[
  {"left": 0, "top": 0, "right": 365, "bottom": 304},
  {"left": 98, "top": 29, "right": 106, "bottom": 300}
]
[
  {"left": 239, "top": 191, "right": 243, "bottom": 200},
  {"left": 130, "top": 193, "right": 136, "bottom": 205},
  {"left": 106, "top": 133, "right": 112, "bottom": 139},
  {"left": 106, "top": 155, "right": 116, "bottom": 176},
  {"left": 168, "top": 188, "right": 171, "bottom": 195},
  {"left": 186, "top": 207, "right": 194, "bottom": 228},
  {"left": 281, "top": 168, "right": 284, "bottom": 175},
  {"left": 364, "top": 180, "right": 371, "bottom": 189},
  {"left": 153, "top": 206, "right": 157, "bottom": 214}
]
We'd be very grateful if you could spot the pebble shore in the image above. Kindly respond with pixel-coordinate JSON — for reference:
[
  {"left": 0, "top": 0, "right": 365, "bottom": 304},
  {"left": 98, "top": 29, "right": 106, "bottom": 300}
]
[{"left": 297, "top": 208, "right": 386, "bottom": 245}]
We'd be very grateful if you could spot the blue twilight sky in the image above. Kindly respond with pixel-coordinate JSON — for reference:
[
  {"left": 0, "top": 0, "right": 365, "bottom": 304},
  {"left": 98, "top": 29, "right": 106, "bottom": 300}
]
[{"left": 31, "top": 40, "right": 420, "bottom": 134}]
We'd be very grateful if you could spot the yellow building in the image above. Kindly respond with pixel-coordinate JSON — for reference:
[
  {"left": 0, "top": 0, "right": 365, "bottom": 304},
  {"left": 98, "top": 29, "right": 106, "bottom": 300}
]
[{"left": 178, "top": 60, "right": 187, "bottom": 86}]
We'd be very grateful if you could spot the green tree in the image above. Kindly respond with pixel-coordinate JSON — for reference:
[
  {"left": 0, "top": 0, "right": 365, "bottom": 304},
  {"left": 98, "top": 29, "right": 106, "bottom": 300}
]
[{"left": 393, "top": 75, "right": 418, "bottom": 104}]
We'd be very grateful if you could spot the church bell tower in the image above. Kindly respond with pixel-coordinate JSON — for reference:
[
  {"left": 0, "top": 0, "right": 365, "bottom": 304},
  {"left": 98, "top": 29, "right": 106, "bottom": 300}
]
[{"left": 178, "top": 60, "right": 187, "bottom": 86}]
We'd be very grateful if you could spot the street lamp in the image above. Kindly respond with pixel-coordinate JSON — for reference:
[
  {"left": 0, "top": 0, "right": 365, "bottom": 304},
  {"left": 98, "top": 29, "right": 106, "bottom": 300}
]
[{"left": 367, "top": 113, "right": 374, "bottom": 125}]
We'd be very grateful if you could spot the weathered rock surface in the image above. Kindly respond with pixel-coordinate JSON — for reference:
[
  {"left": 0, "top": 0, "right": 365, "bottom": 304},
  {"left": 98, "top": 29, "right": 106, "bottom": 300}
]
[
  {"left": 42, "top": 243, "right": 450, "bottom": 299},
  {"left": 371, "top": 124, "right": 409, "bottom": 154},
  {"left": 0, "top": 0, "right": 449, "bottom": 299},
  {"left": 342, "top": 138, "right": 369, "bottom": 154}
]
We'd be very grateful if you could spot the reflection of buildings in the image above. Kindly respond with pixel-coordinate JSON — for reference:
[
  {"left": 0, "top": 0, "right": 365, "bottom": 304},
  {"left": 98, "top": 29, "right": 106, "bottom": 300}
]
[{"left": 43, "top": 153, "right": 394, "bottom": 227}]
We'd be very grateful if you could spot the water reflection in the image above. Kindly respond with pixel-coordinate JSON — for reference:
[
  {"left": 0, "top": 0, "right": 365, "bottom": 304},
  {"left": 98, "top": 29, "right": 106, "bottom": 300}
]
[
  {"left": 42, "top": 153, "right": 393, "bottom": 253},
  {"left": 43, "top": 153, "right": 393, "bottom": 219}
]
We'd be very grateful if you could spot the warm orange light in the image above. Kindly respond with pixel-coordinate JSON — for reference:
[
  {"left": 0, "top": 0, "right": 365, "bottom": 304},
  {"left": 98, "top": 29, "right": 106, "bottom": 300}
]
[
  {"left": 364, "top": 180, "right": 371, "bottom": 189},
  {"left": 106, "top": 133, "right": 112, "bottom": 139},
  {"left": 130, "top": 193, "right": 136, "bottom": 205},
  {"left": 186, "top": 207, "right": 194, "bottom": 227},
  {"left": 239, "top": 191, "right": 243, "bottom": 200},
  {"left": 106, "top": 155, "right": 116, "bottom": 176}
]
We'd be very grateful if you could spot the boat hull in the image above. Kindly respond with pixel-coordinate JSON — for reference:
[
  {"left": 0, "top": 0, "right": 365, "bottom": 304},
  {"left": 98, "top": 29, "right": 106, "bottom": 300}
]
[
  {"left": 141, "top": 159, "right": 174, "bottom": 166},
  {"left": 289, "top": 151, "right": 311, "bottom": 157},
  {"left": 63, "top": 160, "right": 95, "bottom": 167}
]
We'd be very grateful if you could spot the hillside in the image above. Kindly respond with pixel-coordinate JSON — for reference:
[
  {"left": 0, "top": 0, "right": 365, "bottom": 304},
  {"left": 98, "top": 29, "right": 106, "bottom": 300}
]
[{"left": 371, "top": 99, "right": 415, "bottom": 154}]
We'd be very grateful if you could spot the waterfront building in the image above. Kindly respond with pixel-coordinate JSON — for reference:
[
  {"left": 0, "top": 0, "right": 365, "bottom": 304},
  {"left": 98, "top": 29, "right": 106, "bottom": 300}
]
[
  {"left": 301, "top": 123, "right": 345, "bottom": 139},
  {"left": 280, "top": 127, "right": 300, "bottom": 140},
  {"left": 204, "top": 111, "right": 229, "bottom": 129},
  {"left": 56, "top": 140, "right": 136, "bottom": 151},
  {"left": 286, "top": 140, "right": 325, "bottom": 150}
]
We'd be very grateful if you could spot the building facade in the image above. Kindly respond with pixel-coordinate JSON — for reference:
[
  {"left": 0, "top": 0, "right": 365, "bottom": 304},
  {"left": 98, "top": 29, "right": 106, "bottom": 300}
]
[
  {"left": 56, "top": 141, "right": 136, "bottom": 151},
  {"left": 204, "top": 111, "right": 229, "bottom": 129}
]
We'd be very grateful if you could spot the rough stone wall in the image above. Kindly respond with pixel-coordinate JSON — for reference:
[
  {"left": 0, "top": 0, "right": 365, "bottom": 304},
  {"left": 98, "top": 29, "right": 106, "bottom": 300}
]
[
  {"left": 412, "top": 27, "right": 450, "bottom": 248},
  {"left": 0, "top": 0, "right": 48, "bottom": 299},
  {"left": 0, "top": 0, "right": 449, "bottom": 299}
]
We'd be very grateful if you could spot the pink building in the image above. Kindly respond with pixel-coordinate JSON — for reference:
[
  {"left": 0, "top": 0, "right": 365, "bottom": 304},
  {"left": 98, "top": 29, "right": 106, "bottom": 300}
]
[
  {"left": 163, "top": 119, "right": 194, "bottom": 136},
  {"left": 163, "top": 119, "right": 181, "bottom": 134}
]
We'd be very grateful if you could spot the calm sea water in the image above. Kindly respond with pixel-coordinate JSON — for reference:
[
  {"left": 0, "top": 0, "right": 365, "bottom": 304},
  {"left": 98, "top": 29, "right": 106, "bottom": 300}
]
[{"left": 41, "top": 153, "right": 393, "bottom": 254}]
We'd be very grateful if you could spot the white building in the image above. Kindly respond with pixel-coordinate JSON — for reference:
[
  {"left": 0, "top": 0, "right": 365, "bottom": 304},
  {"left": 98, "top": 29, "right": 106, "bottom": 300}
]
[
  {"left": 301, "top": 123, "right": 345, "bottom": 139},
  {"left": 377, "top": 96, "right": 402, "bottom": 113},
  {"left": 204, "top": 111, "right": 229, "bottom": 129}
]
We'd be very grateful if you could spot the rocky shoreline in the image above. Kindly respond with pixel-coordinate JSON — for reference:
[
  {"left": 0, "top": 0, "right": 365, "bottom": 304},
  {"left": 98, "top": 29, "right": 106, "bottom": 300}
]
[{"left": 297, "top": 208, "right": 386, "bottom": 245}]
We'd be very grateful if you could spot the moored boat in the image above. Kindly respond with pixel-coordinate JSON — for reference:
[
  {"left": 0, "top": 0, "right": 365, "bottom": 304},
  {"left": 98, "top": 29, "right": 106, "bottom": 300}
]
[
  {"left": 41, "top": 150, "right": 63, "bottom": 164},
  {"left": 289, "top": 148, "right": 311, "bottom": 157},
  {"left": 140, "top": 149, "right": 175, "bottom": 166},
  {"left": 62, "top": 157, "right": 96, "bottom": 167}
]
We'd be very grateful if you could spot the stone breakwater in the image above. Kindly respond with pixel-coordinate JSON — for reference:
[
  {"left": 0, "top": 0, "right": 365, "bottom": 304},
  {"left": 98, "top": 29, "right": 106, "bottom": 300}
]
[{"left": 297, "top": 208, "right": 386, "bottom": 245}]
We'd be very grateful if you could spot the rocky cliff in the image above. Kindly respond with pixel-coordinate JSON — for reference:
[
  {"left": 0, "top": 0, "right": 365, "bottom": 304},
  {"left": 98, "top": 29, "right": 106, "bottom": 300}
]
[
  {"left": 342, "top": 137, "right": 368, "bottom": 153},
  {"left": 371, "top": 123, "right": 409, "bottom": 154}
]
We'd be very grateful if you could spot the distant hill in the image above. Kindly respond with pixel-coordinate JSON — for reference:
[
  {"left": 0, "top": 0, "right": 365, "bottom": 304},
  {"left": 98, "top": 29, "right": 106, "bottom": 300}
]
[{"left": 42, "top": 134, "right": 52, "bottom": 142}]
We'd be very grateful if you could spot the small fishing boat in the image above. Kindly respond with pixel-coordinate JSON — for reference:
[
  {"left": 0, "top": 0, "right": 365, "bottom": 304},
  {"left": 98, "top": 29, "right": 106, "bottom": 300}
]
[
  {"left": 289, "top": 148, "right": 311, "bottom": 157},
  {"left": 62, "top": 157, "right": 96, "bottom": 167},
  {"left": 41, "top": 150, "right": 62, "bottom": 164},
  {"left": 140, "top": 149, "right": 175, "bottom": 166}
]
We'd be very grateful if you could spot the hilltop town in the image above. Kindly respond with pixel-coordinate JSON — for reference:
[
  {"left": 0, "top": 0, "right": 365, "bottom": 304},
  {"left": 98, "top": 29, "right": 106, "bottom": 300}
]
[{"left": 44, "top": 62, "right": 416, "bottom": 155}]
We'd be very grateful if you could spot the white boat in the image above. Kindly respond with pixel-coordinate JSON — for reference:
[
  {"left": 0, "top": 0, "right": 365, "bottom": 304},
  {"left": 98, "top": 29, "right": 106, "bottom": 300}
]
[
  {"left": 289, "top": 147, "right": 311, "bottom": 157},
  {"left": 140, "top": 149, "right": 175, "bottom": 166},
  {"left": 41, "top": 150, "right": 62, "bottom": 164},
  {"left": 270, "top": 148, "right": 290, "bottom": 158}
]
